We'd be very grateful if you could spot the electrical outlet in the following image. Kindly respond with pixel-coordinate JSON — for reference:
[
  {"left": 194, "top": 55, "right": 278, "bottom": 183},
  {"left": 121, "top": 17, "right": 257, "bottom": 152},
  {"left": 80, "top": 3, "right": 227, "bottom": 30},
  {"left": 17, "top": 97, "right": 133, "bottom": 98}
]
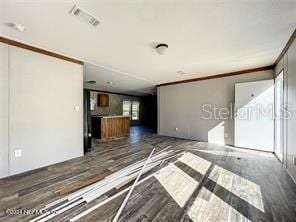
[
  {"left": 74, "top": 105, "right": 80, "bottom": 112},
  {"left": 14, "top": 149, "right": 22, "bottom": 158}
]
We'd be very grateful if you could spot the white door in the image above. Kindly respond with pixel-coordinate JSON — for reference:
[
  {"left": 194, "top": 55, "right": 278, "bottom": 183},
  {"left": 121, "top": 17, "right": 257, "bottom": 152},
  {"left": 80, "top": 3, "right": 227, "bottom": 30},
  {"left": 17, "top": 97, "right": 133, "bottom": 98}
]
[
  {"left": 274, "top": 72, "right": 284, "bottom": 161},
  {"left": 234, "top": 80, "right": 274, "bottom": 151}
]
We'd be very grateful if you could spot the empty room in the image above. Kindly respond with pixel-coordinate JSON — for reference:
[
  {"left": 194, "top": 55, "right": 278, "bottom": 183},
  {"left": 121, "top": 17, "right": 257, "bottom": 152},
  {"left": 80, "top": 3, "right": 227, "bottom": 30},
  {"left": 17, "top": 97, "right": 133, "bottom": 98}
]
[{"left": 0, "top": 1, "right": 296, "bottom": 221}]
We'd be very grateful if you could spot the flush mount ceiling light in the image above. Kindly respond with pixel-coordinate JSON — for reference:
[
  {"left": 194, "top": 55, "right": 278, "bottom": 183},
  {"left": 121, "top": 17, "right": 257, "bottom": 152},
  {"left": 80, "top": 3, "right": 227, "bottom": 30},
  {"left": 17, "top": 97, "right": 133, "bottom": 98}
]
[
  {"left": 177, "top": 70, "right": 186, "bottom": 75},
  {"left": 106, "top": 81, "right": 115, "bottom": 85},
  {"left": 5, "top": 22, "right": 25, "bottom": 32},
  {"left": 155, "top": 43, "right": 168, "bottom": 55},
  {"left": 87, "top": 80, "right": 96, "bottom": 84},
  {"left": 69, "top": 4, "right": 101, "bottom": 27}
]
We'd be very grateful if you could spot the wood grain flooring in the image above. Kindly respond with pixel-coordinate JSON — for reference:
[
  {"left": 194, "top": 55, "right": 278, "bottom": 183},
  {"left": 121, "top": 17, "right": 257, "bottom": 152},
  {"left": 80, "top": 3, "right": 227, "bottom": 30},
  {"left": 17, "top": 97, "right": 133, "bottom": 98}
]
[{"left": 0, "top": 126, "right": 296, "bottom": 222}]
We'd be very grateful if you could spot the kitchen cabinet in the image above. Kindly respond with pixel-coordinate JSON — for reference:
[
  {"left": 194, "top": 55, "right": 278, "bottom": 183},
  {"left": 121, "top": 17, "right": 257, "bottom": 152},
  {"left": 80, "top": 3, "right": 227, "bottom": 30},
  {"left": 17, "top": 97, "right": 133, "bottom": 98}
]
[
  {"left": 97, "top": 94, "right": 109, "bottom": 107},
  {"left": 91, "top": 116, "right": 130, "bottom": 139}
]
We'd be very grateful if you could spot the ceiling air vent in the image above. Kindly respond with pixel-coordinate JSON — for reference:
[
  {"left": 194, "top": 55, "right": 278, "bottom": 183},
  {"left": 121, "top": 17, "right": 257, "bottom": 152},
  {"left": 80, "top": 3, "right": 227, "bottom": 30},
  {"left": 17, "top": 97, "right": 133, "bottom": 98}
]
[{"left": 69, "top": 5, "right": 101, "bottom": 27}]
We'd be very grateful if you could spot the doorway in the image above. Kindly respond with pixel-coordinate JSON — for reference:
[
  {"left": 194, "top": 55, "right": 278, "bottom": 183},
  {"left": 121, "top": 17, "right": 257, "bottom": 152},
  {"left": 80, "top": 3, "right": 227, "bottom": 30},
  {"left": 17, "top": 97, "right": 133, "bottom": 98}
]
[
  {"left": 274, "top": 71, "right": 284, "bottom": 162},
  {"left": 83, "top": 89, "right": 92, "bottom": 153},
  {"left": 234, "top": 80, "right": 274, "bottom": 151}
]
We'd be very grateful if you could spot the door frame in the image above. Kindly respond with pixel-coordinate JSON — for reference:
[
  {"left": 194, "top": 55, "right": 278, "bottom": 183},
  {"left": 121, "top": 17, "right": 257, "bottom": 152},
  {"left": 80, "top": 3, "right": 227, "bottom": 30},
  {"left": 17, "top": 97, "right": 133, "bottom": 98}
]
[
  {"left": 83, "top": 89, "right": 92, "bottom": 152},
  {"left": 274, "top": 71, "right": 284, "bottom": 162}
]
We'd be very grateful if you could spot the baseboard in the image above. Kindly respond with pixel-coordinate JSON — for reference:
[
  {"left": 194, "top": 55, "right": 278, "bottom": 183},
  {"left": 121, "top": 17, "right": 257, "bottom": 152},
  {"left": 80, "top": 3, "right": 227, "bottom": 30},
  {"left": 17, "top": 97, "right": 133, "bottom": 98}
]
[{"left": 285, "top": 167, "right": 296, "bottom": 185}]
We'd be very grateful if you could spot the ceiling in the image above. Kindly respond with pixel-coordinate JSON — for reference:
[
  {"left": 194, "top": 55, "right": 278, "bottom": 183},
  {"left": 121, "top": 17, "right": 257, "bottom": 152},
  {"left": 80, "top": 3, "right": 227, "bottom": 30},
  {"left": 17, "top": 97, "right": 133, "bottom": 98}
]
[
  {"left": 0, "top": 0, "right": 295, "bottom": 95},
  {"left": 84, "top": 62, "right": 156, "bottom": 96}
]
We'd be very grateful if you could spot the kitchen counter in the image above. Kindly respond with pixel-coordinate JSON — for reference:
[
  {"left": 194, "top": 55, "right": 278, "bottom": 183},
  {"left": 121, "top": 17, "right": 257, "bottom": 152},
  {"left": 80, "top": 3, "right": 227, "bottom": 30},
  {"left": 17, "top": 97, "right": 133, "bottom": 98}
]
[
  {"left": 91, "top": 116, "right": 130, "bottom": 139},
  {"left": 92, "top": 115, "right": 128, "bottom": 119}
]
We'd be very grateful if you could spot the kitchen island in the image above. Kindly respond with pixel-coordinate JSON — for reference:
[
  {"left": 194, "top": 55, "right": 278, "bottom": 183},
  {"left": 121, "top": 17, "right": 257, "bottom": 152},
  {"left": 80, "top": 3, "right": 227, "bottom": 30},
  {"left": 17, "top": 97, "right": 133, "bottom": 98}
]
[{"left": 91, "top": 116, "right": 130, "bottom": 139}]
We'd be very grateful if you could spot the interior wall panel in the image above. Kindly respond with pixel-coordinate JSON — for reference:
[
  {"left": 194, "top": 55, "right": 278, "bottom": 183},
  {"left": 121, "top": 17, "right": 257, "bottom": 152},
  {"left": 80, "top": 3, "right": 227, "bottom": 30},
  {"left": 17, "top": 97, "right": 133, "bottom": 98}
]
[
  {"left": 187, "top": 78, "right": 224, "bottom": 143},
  {"left": 158, "top": 70, "right": 274, "bottom": 146},
  {"left": 0, "top": 43, "right": 9, "bottom": 178},
  {"left": 286, "top": 39, "right": 296, "bottom": 181},
  {"left": 158, "top": 84, "right": 190, "bottom": 139},
  {"left": 8, "top": 46, "right": 83, "bottom": 175}
]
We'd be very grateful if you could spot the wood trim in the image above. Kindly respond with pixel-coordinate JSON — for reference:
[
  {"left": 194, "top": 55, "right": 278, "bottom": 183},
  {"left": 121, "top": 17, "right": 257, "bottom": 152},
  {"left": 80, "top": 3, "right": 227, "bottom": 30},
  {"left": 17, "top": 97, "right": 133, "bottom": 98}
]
[
  {"left": 58, "top": 172, "right": 110, "bottom": 195},
  {"left": 101, "top": 117, "right": 130, "bottom": 139},
  {"left": 157, "top": 65, "right": 274, "bottom": 87},
  {"left": 0, "top": 36, "right": 84, "bottom": 65},
  {"left": 274, "top": 68, "right": 284, "bottom": 79},
  {"left": 97, "top": 94, "right": 109, "bottom": 107},
  {"left": 274, "top": 28, "right": 296, "bottom": 66}
]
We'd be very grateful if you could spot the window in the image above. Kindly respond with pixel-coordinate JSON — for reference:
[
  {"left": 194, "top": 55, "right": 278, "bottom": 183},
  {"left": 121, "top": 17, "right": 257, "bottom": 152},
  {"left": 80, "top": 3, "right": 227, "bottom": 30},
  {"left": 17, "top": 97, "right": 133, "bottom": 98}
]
[
  {"left": 123, "top": 101, "right": 131, "bottom": 117},
  {"left": 132, "top": 101, "right": 140, "bottom": 120},
  {"left": 90, "top": 93, "right": 96, "bottom": 111},
  {"left": 122, "top": 100, "right": 140, "bottom": 120}
]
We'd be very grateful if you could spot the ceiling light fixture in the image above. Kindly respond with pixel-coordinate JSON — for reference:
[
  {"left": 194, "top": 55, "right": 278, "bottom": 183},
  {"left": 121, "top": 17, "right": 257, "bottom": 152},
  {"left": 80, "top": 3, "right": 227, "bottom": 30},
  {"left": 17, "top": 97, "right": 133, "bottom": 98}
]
[
  {"left": 155, "top": 43, "right": 168, "bottom": 55},
  {"left": 177, "top": 70, "right": 186, "bottom": 75},
  {"left": 69, "top": 4, "right": 101, "bottom": 27},
  {"left": 87, "top": 80, "right": 96, "bottom": 84},
  {"left": 107, "top": 81, "right": 115, "bottom": 85},
  {"left": 5, "top": 22, "right": 25, "bottom": 32}
]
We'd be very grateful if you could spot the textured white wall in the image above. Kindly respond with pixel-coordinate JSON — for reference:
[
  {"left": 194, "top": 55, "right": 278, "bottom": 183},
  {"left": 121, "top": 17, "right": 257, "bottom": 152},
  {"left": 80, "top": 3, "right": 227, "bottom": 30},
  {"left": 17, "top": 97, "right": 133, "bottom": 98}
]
[
  {"left": 0, "top": 45, "right": 83, "bottom": 177},
  {"left": 234, "top": 80, "right": 274, "bottom": 151},
  {"left": 158, "top": 70, "right": 274, "bottom": 146},
  {"left": 275, "top": 38, "right": 296, "bottom": 182},
  {"left": 0, "top": 43, "right": 9, "bottom": 178}
]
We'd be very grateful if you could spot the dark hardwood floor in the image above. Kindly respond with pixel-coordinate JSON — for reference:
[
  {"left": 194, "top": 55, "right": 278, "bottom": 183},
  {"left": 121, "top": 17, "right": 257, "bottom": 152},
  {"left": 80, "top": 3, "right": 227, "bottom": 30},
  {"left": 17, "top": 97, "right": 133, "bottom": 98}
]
[{"left": 0, "top": 126, "right": 296, "bottom": 222}]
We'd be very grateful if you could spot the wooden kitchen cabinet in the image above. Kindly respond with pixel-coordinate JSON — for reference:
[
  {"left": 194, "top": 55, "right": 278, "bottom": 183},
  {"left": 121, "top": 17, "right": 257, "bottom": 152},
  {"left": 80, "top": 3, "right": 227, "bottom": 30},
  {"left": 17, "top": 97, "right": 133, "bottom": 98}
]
[
  {"left": 97, "top": 94, "right": 109, "bottom": 107},
  {"left": 91, "top": 116, "right": 130, "bottom": 139}
]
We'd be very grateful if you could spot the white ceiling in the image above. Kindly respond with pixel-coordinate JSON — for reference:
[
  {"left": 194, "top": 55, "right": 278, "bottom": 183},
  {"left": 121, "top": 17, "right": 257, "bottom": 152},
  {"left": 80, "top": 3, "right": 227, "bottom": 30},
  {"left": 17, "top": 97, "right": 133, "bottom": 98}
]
[
  {"left": 84, "top": 62, "right": 156, "bottom": 96},
  {"left": 0, "top": 0, "right": 295, "bottom": 95}
]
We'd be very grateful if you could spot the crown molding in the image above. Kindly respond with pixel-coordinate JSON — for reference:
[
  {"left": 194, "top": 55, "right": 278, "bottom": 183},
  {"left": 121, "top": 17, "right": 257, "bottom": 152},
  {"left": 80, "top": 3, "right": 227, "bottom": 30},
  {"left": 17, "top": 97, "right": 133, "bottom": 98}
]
[{"left": 0, "top": 36, "right": 84, "bottom": 65}]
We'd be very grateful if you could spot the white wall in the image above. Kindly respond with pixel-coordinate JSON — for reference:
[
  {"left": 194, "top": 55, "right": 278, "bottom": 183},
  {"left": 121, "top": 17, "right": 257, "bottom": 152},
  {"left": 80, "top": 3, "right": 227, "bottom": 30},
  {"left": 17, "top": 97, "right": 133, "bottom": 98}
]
[
  {"left": 234, "top": 80, "right": 274, "bottom": 151},
  {"left": 158, "top": 70, "right": 274, "bottom": 146},
  {"left": 0, "top": 45, "right": 83, "bottom": 178},
  {"left": 0, "top": 43, "right": 9, "bottom": 178},
  {"left": 275, "top": 37, "right": 296, "bottom": 182}
]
